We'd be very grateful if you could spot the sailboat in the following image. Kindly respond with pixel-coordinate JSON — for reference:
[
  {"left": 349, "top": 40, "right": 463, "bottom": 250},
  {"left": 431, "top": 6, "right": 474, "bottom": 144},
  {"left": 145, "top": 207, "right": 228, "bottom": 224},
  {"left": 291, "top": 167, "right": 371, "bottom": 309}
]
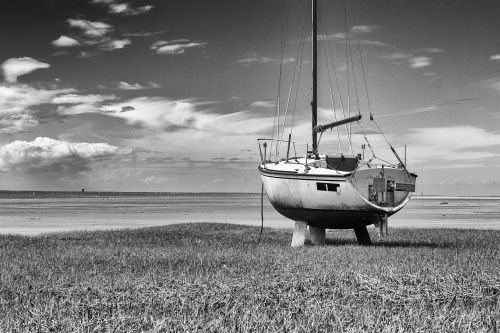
[{"left": 258, "top": 0, "right": 417, "bottom": 246}]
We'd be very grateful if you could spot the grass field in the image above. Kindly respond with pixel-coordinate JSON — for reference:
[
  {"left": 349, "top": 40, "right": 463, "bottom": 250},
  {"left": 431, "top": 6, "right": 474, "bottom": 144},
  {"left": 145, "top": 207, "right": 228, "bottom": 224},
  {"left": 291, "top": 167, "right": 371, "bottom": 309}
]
[{"left": 0, "top": 223, "right": 498, "bottom": 332}]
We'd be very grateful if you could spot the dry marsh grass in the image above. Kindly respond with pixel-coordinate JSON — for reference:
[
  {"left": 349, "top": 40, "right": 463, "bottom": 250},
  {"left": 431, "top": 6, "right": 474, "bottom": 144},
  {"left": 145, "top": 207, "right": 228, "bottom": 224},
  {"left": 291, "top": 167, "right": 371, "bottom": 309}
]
[{"left": 0, "top": 223, "right": 498, "bottom": 332}]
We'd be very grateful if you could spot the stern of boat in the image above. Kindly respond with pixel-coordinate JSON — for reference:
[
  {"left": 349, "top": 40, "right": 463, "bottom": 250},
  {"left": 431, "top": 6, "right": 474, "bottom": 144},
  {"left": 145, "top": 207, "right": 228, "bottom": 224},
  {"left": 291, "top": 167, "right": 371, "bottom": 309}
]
[{"left": 349, "top": 166, "right": 417, "bottom": 216}]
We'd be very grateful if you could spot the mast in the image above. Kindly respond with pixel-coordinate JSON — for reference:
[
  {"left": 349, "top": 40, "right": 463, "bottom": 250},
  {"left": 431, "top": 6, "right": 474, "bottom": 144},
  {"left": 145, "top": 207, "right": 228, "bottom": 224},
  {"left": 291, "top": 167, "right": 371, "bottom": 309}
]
[{"left": 311, "top": 0, "right": 318, "bottom": 153}]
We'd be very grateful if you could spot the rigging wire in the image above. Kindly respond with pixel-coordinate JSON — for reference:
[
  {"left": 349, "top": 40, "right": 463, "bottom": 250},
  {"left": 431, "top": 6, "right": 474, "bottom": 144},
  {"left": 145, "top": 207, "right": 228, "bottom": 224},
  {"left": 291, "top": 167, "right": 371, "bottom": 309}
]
[
  {"left": 348, "top": 1, "right": 406, "bottom": 168},
  {"left": 272, "top": 0, "right": 290, "bottom": 159},
  {"left": 289, "top": 6, "right": 309, "bottom": 138},
  {"left": 323, "top": 16, "right": 350, "bottom": 149},
  {"left": 278, "top": 10, "right": 309, "bottom": 155},
  {"left": 318, "top": 17, "right": 342, "bottom": 154}
]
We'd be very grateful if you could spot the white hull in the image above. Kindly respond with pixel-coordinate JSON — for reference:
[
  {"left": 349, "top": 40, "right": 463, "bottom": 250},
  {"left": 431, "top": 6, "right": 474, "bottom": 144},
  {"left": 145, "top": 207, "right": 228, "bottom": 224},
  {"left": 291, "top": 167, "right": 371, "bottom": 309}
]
[{"left": 260, "top": 159, "right": 416, "bottom": 229}]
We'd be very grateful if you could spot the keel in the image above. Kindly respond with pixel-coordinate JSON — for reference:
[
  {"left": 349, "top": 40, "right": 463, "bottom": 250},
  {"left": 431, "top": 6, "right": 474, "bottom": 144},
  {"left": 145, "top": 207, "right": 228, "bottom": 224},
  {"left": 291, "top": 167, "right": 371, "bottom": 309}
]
[
  {"left": 354, "top": 226, "right": 372, "bottom": 245},
  {"left": 309, "top": 225, "right": 326, "bottom": 245}
]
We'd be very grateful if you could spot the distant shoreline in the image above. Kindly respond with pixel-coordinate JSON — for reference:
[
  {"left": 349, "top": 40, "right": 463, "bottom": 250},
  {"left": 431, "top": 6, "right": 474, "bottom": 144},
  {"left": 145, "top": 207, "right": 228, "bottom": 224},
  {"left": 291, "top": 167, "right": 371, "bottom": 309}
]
[
  {"left": 0, "top": 190, "right": 260, "bottom": 199},
  {"left": 0, "top": 190, "right": 498, "bottom": 200}
]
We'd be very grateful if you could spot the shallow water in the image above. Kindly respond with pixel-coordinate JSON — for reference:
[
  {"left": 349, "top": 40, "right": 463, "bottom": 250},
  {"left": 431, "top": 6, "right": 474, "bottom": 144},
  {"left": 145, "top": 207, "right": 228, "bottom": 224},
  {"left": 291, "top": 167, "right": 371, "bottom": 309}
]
[{"left": 0, "top": 192, "right": 498, "bottom": 234}]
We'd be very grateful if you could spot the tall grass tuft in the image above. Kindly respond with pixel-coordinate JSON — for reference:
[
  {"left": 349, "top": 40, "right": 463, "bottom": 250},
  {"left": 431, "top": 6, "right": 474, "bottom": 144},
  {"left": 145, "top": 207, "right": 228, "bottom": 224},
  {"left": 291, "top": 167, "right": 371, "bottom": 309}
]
[{"left": 0, "top": 223, "right": 498, "bottom": 332}]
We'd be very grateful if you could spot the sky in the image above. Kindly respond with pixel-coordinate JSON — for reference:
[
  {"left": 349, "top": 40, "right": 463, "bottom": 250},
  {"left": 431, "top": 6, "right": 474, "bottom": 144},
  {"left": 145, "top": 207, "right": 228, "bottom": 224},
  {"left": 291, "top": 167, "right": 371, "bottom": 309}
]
[{"left": 0, "top": 0, "right": 498, "bottom": 195}]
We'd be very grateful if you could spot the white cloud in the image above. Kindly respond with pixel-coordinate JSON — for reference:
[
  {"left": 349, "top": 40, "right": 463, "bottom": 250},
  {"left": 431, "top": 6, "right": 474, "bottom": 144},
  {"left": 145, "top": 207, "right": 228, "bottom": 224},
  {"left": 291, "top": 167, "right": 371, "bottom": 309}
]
[
  {"left": 406, "top": 126, "right": 500, "bottom": 164},
  {"left": 91, "top": 0, "right": 154, "bottom": 16},
  {"left": 52, "top": 35, "right": 81, "bottom": 47},
  {"left": 97, "top": 97, "right": 273, "bottom": 135},
  {"left": 409, "top": 56, "right": 431, "bottom": 68},
  {"left": 375, "top": 99, "right": 474, "bottom": 118},
  {"left": 109, "top": 3, "right": 128, "bottom": 13},
  {"left": 238, "top": 57, "right": 295, "bottom": 65},
  {"left": 152, "top": 40, "right": 207, "bottom": 55},
  {"left": 51, "top": 93, "right": 115, "bottom": 105},
  {"left": 0, "top": 114, "right": 38, "bottom": 134},
  {"left": 101, "top": 38, "right": 131, "bottom": 50},
  {"left": 110, "top": 3, "right": 153, "bottom": 15},
  {"left": 350, "top": 25, "right": 379, "bottom": 34},
  {"left": 64, "top": 19, "right": 132, "bottom": 54},
  {"left": 0, "top": 137, "right": 130, "bottom": 175},
  {"left": 417, "top": 47, "right": 444, "bottom": 53},
  {"left": 2, "top": 57, "right": 50, "bottom": 83},
  {"left": 0, "top": 83, "right": 74, "bottom": 132},
  {"left": 78, "top": 51, "right": 98, "bottom": 58},
  {"left": 313, "top": 34, "right": 389, "bottom": 48},
  {"left": 144, "top": 175, "right": 162, "bottom": 184},
  {"left": 357, "top": 40, "right": 388, "bottom": 47},
  {"left": 115, "top": 81, "right": 160, "bottom": 90},
  {"left": 489, "top": 54, "right": 500, "bottom": 62},
  {"left": 250, "top": 100, "right": 275, "bottom": 108},
  {"left": 0, "top": 84, "right": 118, "bottom": 132},
  {"left": 118, "top": 82, "right": 144, "bottom": 90},
  {"left": 67, "top": 19, "right": 112, "bottom": 37},
  {"left": 0, "top": 83, "right": 73, "bottom": 114},
  {"left": 379, "top": 53, "right": 412, "bottom": 60}
]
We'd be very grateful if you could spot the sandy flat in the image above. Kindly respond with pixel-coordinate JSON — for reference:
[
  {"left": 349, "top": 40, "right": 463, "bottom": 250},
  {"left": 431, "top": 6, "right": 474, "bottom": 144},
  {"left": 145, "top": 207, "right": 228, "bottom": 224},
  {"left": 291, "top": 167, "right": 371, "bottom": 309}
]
[{"left": 0, "top": 195, "right": 498, "bottom": 235}]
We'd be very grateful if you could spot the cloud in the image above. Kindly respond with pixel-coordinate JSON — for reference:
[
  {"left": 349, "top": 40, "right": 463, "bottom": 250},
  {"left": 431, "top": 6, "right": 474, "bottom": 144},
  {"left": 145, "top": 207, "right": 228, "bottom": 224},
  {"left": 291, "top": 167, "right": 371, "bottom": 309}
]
[
  {"left": 65, "top": 19, "right": 132, "bottom": 54},
  {"left": 375, "top": 98, "right": 475, "bottom": 118},
  {"left": 0, "top": 137, "right": 130, "bottom": 176},
  {"left": 51, "top": 35, "right": 81, "bottom": 47},
  {"left": 144, "top": 175, "right": 162, "bottom": 184},
  {"left": 91, "top": 0, "right": 154, "bottom": 16},
  {"left": 381, "top": 48, "right": 441, "bottom": 68},
  {"left": 96, "top": 97, "right": 273, "bottom": 135},
  {"left": 2, "top": 57, "right": 50, "bottom": 83},
  {"left": 120, "top": 81, "right": 160, "bottom": 90},
  {"left": 52, "top": 92, "right": 117, "bottom": 115},
  {"left": 250, "top": 100, "right": 275, "bottom": 108},
  {"left": 313, "top": 34, "right": 389, "bottom": 48},
  {"left": 151, "top": 40, "right": 207, "bottom": 55},
  {"left": 379, "top": 53, "right": 412, "bottom": 60},
  {"left": 0, "top": 84, "right": 73, "bottom": 114},
  {"left": 122, "top": 31, "right": 165, "bottom": 38},
  {"left": 238, "top": 56, "right": 295, "bottom": 65},
  {"left": 350, "top": 25, "right": 379, "bottom": 34},
  {"left": 405, "top": 126, "right": 500, "bottom": 164},
  {"left": 51, "top": 93, "right": 115, "bottom": 105},
  {"left": 118, "top": 81, "right": 145, "bottom": 90},
  {"left": 78, "top": 51, "right": 99, "bottom": 58},
  {"left": 416, "top": 47, "right": 444, "bottom": 53},
  {"left": 0, "top": 84, "right": 119, "bottom": 132},
  {"left": 101, "top": 38, "right": 131, "bottom": 50},
  {"left": 109, "top": 4, "right": 153, "bottom": 15},
  {"left": 67, "top": 19, "right": 112, "bottom": 37},
  {"left": 97, "top": 97, "right": 209, "bottom": 130},
  {"left": 489, "top": 54, "right": 500, "bottom": 62},
  {"left": 0, "top": 114, "right": 39, "bottom": 134},
  {"left": 409, "top": 56, "right": 432, "bottom": 68}
]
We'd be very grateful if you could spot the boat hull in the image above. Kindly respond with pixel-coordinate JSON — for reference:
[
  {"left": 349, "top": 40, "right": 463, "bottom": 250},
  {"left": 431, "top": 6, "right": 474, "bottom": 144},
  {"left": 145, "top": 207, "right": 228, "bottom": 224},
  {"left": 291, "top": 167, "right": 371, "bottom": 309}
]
[{"left": 260, "top": 165, "right": 416, "bottom": 229}]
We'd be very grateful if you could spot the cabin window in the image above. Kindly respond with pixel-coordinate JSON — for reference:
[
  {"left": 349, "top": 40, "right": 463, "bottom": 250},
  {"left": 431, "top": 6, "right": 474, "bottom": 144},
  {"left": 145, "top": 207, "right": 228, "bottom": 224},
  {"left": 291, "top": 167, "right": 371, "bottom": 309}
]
[{"left": 316, "top": 182, "right": 339, "bottom": 192}]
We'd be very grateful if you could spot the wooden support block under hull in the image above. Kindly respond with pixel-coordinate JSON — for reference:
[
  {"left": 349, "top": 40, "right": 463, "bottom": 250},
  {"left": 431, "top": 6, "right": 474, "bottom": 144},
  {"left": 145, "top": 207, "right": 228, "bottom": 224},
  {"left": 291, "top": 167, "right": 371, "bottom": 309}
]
[{"left": 291, "top": 221, "right": 308, "bottom": 247}]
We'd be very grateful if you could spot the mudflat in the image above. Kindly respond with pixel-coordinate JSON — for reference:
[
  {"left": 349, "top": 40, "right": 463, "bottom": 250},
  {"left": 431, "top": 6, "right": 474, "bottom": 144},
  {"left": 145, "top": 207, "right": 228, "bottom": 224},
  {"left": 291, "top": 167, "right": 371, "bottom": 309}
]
[{"left": 0, "top": 193, "right": 499, "bottom": 234}]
